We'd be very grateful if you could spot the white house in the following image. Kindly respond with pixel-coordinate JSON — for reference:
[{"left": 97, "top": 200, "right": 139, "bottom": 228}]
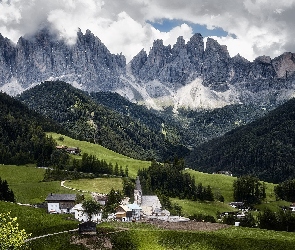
[
  {"left": 128, "top": 203, "right": 142, "bottom": 220},
  {"left": 290, "top": 203, "right": 295, "bottom": 212},
  {"left": 45, "top": 193, "right": 76, "bottom": 214},
  {"left": 72, "top": 203, "right": 102, "bottom": 223}
]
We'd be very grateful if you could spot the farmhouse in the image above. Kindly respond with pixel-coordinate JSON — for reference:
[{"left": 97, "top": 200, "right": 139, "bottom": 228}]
[
  {"left": 45, "top": 193, "right": 76, "bottom": 214},
  {"left": 116, "top": 205, "right": 133, "bottom": 221},
  {"left": 79, "top": 221, "right": 97, "bottom": 234},
  {"left": 213, "top": 170, "right": 233, "bottom": 176},
  {"left": 115, "top": 203, "right": 142, "bottom": 221},
  {"left": 229, "top": 202, "right": 245, "bottom": 209},
  {"left": 72, "top": 203, "right": 102, "bottom": 223},
  {"left": 128, "top": 203, "right": 142, "bottom": 220},
  {"left": 92, "top": 194, "right": 108, "bottom": 206},
  {"left": 56, "top": 145, "right": 81, "bottom": 155}
]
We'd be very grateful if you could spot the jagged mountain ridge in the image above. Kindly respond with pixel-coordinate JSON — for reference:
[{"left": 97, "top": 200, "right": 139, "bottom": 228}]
[
  {"left": 1, "top": 28, "right": 295, "bottom": 110},
  {"left": 0, "top": 28, "right": 126, "bottom": 95}
]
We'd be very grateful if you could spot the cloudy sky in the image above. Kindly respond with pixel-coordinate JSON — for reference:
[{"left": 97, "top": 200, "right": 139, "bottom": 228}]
[{"left": 0, "top": 0, "right": 294, "bottom": 62}]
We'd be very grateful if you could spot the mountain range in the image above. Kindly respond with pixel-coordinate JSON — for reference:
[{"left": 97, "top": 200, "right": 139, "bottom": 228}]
[
  {"left": 1, "top": 28, "right": 295, "bottom": 111},
  {"left": 2, "top": 28, "right": 295, "bottom": 183}
]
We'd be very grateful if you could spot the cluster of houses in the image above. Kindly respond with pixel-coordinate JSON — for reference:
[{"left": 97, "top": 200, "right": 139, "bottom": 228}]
[
  {"left": 45, "top": 179, "right": 295, "bottom": 226},
  {"left": 45, "top": 176, "right": 189, "bottom": 223},
  {"left": 46, "top": 193, "right": 102, "bottom": 222}
]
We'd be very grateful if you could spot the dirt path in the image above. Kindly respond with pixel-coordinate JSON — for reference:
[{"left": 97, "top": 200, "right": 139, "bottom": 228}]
[{"left": 25, "top": 228, "right": 78, "bottom": 242}]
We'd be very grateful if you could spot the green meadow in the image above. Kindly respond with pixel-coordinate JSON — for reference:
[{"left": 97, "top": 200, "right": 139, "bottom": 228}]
[
  {"left": 48, "top": 132, "right": 151, "bottom": 177},
  {"left": 0, "top": 201, "right": 78, "bottom": 237},
  {"left": 28, "top": 222, "right": 295, "bottom": 249},
  {"left": 0, "top": 165, "right": 80, "bottom": 204},
  {"left": 172, "top": 199, "right": 237, "bottom": 217},
  {"left": 96, "top": 222, "right": 295, "bottom": 250},
  {"left": 185, "top": 169, "right": 235, "bottom": 202},
  {"left": 64, "top": 178, "right": 123, "bottom": 194},
  {"left": 185, "top": 169, "right": 277, "bottom": 203},
  {"left": 0, "top": 134, "right": 293, "bottom": 249}
]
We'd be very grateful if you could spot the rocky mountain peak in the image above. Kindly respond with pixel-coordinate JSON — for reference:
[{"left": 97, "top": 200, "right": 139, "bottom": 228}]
[
  {"left": 203, "top": 38, "right": 230, "bottom": 84},
  {"left": 130, "top": 49, "right": 147, "bottom": 76},
  {"left": 0, "top": 28, "right": 127, "bottom": 93},
  {"left": 1, "top": 29, "right": 295, "bottom": 111},
  {"left": 272, "top": 52, "right": 295, "bottom": 79},
  {"left": 254, "top": 55, "right": 272, "bottom": 64}
]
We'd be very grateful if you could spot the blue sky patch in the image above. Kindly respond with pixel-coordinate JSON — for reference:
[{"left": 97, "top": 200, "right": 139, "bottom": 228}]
[{"left": 148, "top": 19, "right": 229, "bottom": 38}]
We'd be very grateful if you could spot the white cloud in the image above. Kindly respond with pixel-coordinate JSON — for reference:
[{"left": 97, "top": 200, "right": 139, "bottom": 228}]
[{"left": 1, "top": 0, "right": 295, "bottom": 62}]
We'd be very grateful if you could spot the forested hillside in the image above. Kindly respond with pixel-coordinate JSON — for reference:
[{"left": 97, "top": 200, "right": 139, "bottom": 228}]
[
  {"left": 186, "top": 98, "right": 295, "bottom": 183},
  {"left": 18, "top": 81, "right": 189, "bottom": 161},
  {"left": 90, "top": 91, "right": 183, "bottom": 144},
  {"left": 0, "top": 92, "right": 62, "bottom": 165},
  {"left": 91, "top": 91, "right": 271, "bottom": 149}
]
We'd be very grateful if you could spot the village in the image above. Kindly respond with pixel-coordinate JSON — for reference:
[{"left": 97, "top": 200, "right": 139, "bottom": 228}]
[
  {"left": 45, "top": 176, "right": 190, "bottom": 230},
  {"left": 45, "top": 146, "right": 295, "bottom": 230}
]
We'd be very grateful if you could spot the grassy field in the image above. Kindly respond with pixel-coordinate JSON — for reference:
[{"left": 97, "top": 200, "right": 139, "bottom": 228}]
[
  {"left": 64, "top": 178, "right": 123, "bottom": 194},
  {"left": 0, "top": 165, "right": 80, "bottom": 204},
  {"left": 171, "top": 199, "right": 237, "bottom": 217},
  {"left": 96, "top": 222, "right": 295, "bottom": 250},
  {"left": 0, "top": 201, "right": 78, "bottom": 237},
  {"left": 185, "top": 169, "right": 278, "bottom": 203},
  {"left": 185, "top": 169, "right": 235, "bottom": 202},
  {"left": 26, "top": 223, "right": 295, "bottom": 250},
  {"left": 28, "top": 233, "right": 87, "bottom": 250},
  {"left": 48, "top": 133, "right": 151, "bottom": 177}
]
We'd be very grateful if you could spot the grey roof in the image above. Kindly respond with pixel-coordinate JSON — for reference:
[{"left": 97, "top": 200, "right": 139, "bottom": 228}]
[
  {"left": 46, "top": 193, "right": 76, "bottom": 201},
  {"left": 141, "top": 195, "right": 161, "bottom": 207}
]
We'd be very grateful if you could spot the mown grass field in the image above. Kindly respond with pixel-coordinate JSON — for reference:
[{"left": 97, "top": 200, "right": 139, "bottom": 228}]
[
  {"left": 185, "top": 169, "right": 235, "bottom": 202},
  {"left": 48, "top": 132, "right": 151, "bottom": 177},
  {"left": 28, "top": 233, "right": 86, "bottom": 250},
  {"left": 171, "top": 199, "right": 237, "bottom": 217},
  {"left": 95, "top": 222, "right": 295, "bottom": 250},
  {"left": 26, "top": 221, "right": 295, "bottom": 249},
  {"left": 185, "top": 169, "right": 277, "bottom": 203},
  {"left": 0, "top": 165, "right": 80, "bottom": 204},
  {"left": 0, "top": 201, "right": 78, "bottom": 238},
  {"left": 64, "top": 178, "right": 123, "bottom": 194}
]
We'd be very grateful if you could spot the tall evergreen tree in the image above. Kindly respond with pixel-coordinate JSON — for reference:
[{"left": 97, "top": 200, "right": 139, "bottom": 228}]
[
  {"left": 0, "top": 178, "right": 15, "bottom": 202},
  {"left": 233, "top": 175, "right": 266, "bottom": 205}
]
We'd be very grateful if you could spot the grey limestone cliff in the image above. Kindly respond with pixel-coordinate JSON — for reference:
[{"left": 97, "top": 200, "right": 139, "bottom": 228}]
[
  {"left": 0, "top": 28, "right": 126, "bottom": 92},
  {"left": 1, "top": 29, "right": 295, "bottom": 110}
]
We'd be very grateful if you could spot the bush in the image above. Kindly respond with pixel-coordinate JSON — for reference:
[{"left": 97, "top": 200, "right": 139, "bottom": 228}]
[{"left": 188, "top": 213, "right": 216, "bottom": 223}]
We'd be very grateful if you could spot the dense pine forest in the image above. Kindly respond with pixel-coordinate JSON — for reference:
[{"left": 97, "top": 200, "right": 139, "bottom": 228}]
[
  {"left": 0, "top": 92, "right": 64, "bottom": 166},
  {"left": 138, "top": 159, "right": 214, "bottom": 201},
  {"left": 18, "top": 81, "right": 189, "bottom": 161},
  {"left": 186, "top": 98, "right": 295, "bottom": 183}
]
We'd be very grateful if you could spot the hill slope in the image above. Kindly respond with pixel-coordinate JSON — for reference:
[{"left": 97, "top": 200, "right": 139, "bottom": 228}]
[
  {"left": 0, "top": 92, "right": 63, "bottom": 165},
  {"left": 18, "top": 81, "right": 189, "bottom": 161},
  {"left": 90, "top": 91, "right": 184, "bottom": 145},
  {"left": 186, "top": 98, "right": 295, "bottom": 183}
]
